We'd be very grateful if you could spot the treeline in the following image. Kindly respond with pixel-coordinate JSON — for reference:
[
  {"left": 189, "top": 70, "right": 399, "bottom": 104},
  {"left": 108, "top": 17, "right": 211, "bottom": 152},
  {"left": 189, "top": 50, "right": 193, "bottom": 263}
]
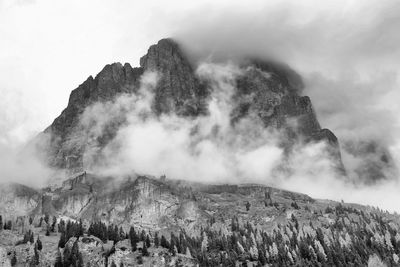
[
  {"left": 56, "top": 220, "right": 153, "bottom": 266},
  {"left": 55, "top": 204, "right": 400, "bottom": 266},
  {"left": 177, "top": 204, "right": 400, "bottom": 266},
  {"left": 8, "top": 203, "right": 398, "bottom": 266},
  {"left": 0, "top": 215, "right": 12, "bottom": 230},
  {"left": 52, "top": 204, "right": 400, "bottom": 266},
  {"left": 0, "top": 214, "right": 57, "bottom": 234}
]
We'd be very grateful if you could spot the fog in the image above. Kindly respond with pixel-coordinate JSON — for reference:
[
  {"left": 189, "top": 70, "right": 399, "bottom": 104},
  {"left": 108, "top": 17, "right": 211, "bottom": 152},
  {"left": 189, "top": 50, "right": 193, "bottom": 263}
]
[
  {"left": 1, "top": 0, "right": 400, "bottom": 211},
  {"left": 171, "top": 0, "right": 400, "bottom": 210},
  {"left": 81, "top": 66, "right": 284, "bottom": 182},
  {"left": 75, "top": 61, "right": 398, "bottom": 212}
]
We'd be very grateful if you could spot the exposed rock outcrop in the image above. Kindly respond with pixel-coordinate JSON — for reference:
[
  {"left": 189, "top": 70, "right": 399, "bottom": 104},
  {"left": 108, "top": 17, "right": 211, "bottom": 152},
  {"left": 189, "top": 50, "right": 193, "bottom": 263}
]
[
  {"left": 140, "top": 38, "right": 209, "bottom": 116},
  {"left": 0, "top": 183, "right": 40, "bottom": 217},
  {"left": 42, "top": 63, "right": 143, "bottom": 171}
]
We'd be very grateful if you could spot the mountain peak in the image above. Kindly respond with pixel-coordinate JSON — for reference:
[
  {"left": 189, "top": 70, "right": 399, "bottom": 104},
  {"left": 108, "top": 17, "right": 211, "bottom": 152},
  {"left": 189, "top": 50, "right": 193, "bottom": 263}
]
[
  {"left": 37, "top": 38, "right": 344, "bottom": 174},
  {"left": 139, "top": 38, "right": 181, "bottom": 70}
]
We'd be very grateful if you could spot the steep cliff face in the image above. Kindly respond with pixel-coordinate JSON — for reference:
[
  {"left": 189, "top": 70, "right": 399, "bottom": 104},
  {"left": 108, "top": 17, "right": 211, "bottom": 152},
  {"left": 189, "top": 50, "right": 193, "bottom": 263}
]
[
  {"left": 140, "top": 39, "right": 209, "bottom": 116},
  {"left": 42, "top": 63, "right": 143, "bottom": 170},
  {"left": 80, "top": 176, "right": 183, "bottom": 229},
  {"left": 38, "top": 38, "right": 343, "bottom": 174},
  {"left": 0, "top": 173, "right": 317, "bottom": 231},
  {"left": 232, "top": 60, "right": 337, "bottom": 146},
  {"left": 0, "top": 183, "right": 40, "bottom": 217},
  {"left": 0, "top": 174, "right": 206, "bottom": 234}
]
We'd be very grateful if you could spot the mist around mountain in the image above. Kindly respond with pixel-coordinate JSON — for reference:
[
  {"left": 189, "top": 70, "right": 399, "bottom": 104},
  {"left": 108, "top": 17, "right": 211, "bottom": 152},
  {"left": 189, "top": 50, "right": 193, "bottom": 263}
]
[
  {"left": 36, "top": 38, "right": 345, "bottom": 181},
  {"left": 0, "top": 38, "right": 399, "bottom": 266}
]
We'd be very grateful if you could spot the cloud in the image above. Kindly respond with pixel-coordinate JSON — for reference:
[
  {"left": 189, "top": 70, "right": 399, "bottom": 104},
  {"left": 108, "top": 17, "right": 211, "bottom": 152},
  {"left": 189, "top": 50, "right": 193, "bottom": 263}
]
[
  {"left": 75, "top": 64, "right": 341, "bottom": 201},
  {"left": 170, "top": 0, "right": 400, "bottom": 183},
  {"left": 73, "top": 0, "right": 400, "bottom": 211},
  {"left": 1, "top": 0, "right": 400, "bottom": 211},
  {"left": 79, "top": 65, "right": 286, "bottom": 183},
  {"left": 0, "top": 138, "right": 57, "bottom": 187}
]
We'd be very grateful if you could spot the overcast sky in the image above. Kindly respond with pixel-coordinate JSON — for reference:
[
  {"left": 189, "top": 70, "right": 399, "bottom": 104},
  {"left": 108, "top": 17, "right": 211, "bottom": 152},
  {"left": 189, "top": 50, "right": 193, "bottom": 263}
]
[
  {"left": 1, "top": 0, "right": 400, "bottom": 209},
  {"left": 1, "top": 0, "right": 399, "bottom": 145}
]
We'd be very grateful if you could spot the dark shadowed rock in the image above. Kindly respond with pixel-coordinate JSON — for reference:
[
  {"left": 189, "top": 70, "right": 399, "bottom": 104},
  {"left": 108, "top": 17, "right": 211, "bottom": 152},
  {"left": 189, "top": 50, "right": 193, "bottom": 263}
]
[
  {"left": 231, "top": 60, "right": 343, "bottom": 169},
  {"left": 41, "top": 63, "right": 143, "bottom": 170},
  {"left": 140, "top": 38, "right": 209, "bottom": 116},
  {"left": 343, "top": 140, "right": 398, "bottom": 183}
]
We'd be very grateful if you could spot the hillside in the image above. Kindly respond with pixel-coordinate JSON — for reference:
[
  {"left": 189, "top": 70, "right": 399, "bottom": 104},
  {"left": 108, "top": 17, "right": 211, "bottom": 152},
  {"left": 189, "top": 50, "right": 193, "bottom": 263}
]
[{"left": 0, "top": 174, "right": 400, "bottom": 266}]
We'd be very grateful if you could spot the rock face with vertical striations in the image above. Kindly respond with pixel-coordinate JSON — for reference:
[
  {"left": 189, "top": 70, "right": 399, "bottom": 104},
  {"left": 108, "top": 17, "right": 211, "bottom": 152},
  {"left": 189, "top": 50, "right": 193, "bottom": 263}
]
[
  {"left": 36, "top": 38, "right": 344, "bottom": 174},
  {"left": 42, "top": 63, "right": 143, "bottom": 171},
  {"left": 139, "top": 39, "right": 209, "bottom": 116}
]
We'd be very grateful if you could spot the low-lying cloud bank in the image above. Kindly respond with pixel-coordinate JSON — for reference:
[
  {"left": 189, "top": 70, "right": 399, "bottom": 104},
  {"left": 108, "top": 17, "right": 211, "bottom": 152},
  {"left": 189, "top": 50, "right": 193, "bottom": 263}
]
[
  {"left": 70, "top": 63, "right": 389, "bottom": 211},
  {"left": 79, "top": 0, "right": 400, "bottom": 211},
  {"left": 73, "top": 59, "right": 400, "bottom": 213},
  {"left": 81, "top": 66, "right": 288, "bottom": 183},
  {"left": 167, "top": 0, "right": 400, "bottom": 211}
]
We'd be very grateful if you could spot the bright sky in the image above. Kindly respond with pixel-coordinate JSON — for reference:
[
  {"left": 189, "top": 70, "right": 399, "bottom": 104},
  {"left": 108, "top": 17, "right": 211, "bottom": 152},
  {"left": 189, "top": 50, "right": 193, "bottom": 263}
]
[{"left": 0, "top": 0, "right": 200, "bottom": 144}]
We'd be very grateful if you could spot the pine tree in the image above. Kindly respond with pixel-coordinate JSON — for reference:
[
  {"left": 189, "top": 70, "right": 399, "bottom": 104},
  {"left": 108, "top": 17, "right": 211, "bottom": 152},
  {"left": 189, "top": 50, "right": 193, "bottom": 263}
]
[
  {"left": 63, "top": 244, "right": 71, "bottom": 266},
  {"left": 146, "top": 235, "right": 151, "bottom": 248},
  {"left": 170, "top": 238, "right": 176, "bottom": 256},
  {"left": 58, "top": 231, "right": 66, "bottom": 248},
  {"left": 31, "top": 244, "right": 39, "bottom": 265},
  {"left": 64, "top": 239, "right": 83, "bottom": 267},
  {"left": 161, "top": 235, "right": 169, "bottom": 248},
  {"left": 201, "top": 232, "right": 208, "bottom": 252},
  {"left": 77, "top": 219, "right": 84, "bottom": 237},
  {"left": 44, "top": 213, "right": 50, "bottom": 225},
  {"left": 36, "top": 236, "right": 43, "bottom": 250},
  {"left": 4, "top": 220, "right": 12, "bottom": 230},
  {"left": 119, "top": 227, "right": 125, "bottom": 241},
  {"left": 154, "top": 232, "right": 160, "bottom": 248},
  {"left": 10, "top": 251, "right": 17, "bottom": 266},
  {"left": 137, "top": 255, "right": 143, "bottom": 264},
  {"left": 128, "top": 226, "right": 138, "bottom": 251},
  {"left": 51, "top": 216, "right": 57, "bottom": 232},
  {"left": 29, "top": 231, "right": 34, "bottom": 243},
  {"left": 54, "top": 248, "right": 62, "bottom": 267},
  {"left": 23, "top": 230, "right": 31, "bottom": 243},
  {"left": 140, "top": 230, "right": 146, "bottom": 241},
  {"left": 142, "top": 242, "right": 149, "bottom": 257}
]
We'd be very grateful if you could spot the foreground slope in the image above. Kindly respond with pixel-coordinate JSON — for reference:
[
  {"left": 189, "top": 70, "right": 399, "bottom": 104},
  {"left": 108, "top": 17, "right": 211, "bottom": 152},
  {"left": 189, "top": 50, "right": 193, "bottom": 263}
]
[{"left": 0, "top": 174, "right": 399, "bottom": 266}]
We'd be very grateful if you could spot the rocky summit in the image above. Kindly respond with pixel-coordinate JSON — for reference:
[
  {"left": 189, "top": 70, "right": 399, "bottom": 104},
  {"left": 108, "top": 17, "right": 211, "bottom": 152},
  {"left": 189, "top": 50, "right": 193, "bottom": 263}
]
[{"left": 1, "top": 39, "right": 398, "bottom": 266}]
